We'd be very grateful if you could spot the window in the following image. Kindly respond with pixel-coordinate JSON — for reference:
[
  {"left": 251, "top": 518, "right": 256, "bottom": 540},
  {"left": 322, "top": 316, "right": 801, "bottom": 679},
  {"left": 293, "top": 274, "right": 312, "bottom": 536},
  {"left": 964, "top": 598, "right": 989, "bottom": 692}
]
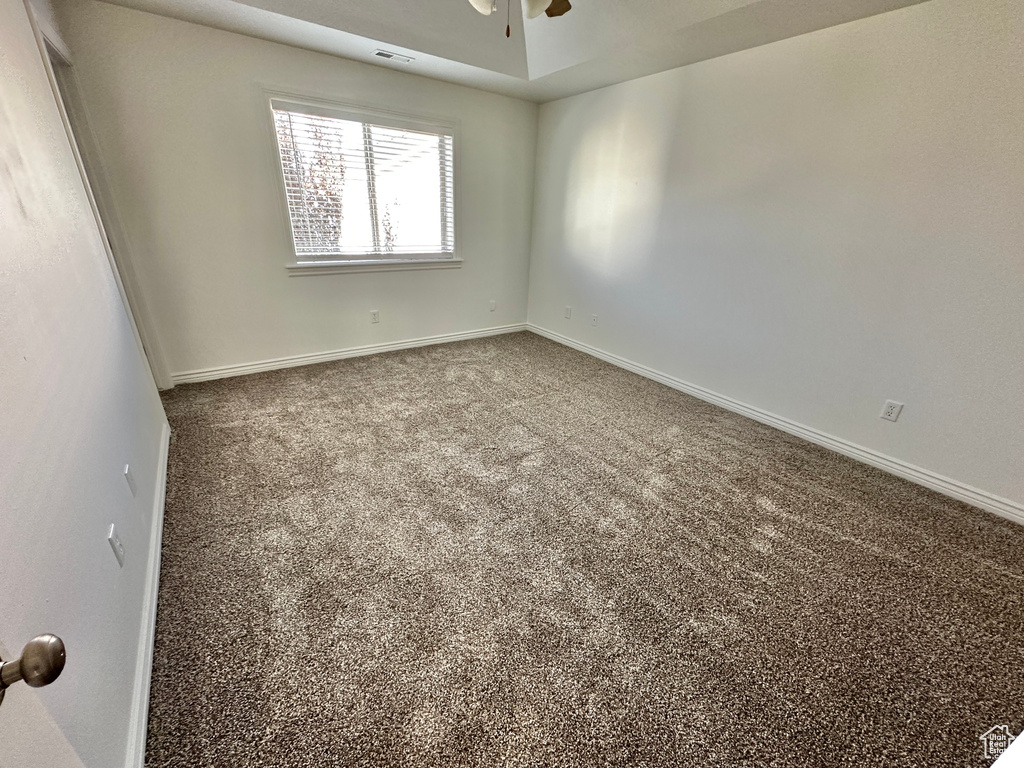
[{"left": 270, "top": 98, "right": 456, "bottom": 269}]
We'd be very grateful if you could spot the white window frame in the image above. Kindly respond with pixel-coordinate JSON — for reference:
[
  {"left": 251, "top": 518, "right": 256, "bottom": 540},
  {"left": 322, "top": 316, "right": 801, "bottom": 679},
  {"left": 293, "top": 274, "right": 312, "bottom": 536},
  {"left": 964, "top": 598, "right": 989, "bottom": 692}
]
[{"left": 265, "top": 91, "right": 462, "bottom": 276}]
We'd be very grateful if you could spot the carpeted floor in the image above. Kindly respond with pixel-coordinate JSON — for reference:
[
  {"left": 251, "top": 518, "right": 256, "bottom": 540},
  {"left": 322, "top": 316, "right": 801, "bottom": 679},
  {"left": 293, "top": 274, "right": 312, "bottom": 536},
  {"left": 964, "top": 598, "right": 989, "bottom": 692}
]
[{"left": 150, "top": 332, "right": 1023, "bottom": 768}]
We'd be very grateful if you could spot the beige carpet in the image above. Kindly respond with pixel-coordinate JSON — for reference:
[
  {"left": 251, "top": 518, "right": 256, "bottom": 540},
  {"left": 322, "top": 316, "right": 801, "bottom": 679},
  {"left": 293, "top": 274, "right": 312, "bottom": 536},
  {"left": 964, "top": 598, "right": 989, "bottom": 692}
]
[{"left": 150, "top": 332, "right": 1023, "bottom": 767}]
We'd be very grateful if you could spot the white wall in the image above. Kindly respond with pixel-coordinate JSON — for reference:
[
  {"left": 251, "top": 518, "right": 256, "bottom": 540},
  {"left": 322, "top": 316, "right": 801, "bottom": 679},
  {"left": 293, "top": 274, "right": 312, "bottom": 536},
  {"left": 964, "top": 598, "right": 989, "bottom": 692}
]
[
  {"left": 0, "top": 0, "right": 169, "bottom": 765},
  {"left": 57, "top": 0, "right": 538, "bottom": 381},
  {"left": 528, "top": 0, "right": 1024, "bottom": 510}
]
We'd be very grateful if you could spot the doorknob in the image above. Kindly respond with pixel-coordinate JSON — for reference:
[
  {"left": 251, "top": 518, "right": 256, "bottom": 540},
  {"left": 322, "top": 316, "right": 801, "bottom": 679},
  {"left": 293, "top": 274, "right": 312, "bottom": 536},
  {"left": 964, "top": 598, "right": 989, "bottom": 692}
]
[{"left": 0, "top": 634, "right": 66, "bottom": 709}]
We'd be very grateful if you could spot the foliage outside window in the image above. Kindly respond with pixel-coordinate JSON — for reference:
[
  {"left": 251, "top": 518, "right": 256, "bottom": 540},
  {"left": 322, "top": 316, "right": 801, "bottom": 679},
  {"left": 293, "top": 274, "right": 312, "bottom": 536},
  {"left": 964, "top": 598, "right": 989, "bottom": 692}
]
[{"left": 271, "top": 99, "right": 455, "bottom": 263}]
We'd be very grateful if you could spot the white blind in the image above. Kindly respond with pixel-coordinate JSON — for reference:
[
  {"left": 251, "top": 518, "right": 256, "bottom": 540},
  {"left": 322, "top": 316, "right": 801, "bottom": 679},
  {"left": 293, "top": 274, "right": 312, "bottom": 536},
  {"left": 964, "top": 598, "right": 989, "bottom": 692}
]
[{"left": 271, "top": 104, "right": 455, "bottom": 260}]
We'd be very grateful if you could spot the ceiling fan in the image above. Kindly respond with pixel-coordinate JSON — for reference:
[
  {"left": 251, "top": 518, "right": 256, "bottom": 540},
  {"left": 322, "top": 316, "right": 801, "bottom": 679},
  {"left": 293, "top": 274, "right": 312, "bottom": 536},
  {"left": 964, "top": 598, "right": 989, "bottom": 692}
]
[{"left": 468, "top": 0, "right": 572, "bottom": 33}]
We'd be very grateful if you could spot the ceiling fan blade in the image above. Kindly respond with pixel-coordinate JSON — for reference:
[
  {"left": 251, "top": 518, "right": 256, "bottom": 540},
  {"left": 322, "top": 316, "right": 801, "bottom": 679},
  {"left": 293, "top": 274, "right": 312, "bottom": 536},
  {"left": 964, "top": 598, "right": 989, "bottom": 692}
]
[
  {"left": 524, "top": 0, "right": 552, "bottom": 19},
  {"left": 468, "top": 0, "right": 495, "bottom": 15},
  {"left": 545, "top": 0, "right": 571, "bottom": 17}
]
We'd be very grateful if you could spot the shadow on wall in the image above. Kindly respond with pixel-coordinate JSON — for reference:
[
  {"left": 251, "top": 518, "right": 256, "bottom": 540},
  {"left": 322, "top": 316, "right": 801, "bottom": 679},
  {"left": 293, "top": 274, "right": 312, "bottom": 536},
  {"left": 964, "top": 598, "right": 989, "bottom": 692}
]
[{"left": 563, "top": 87, "right": 679, "bottom": 279}]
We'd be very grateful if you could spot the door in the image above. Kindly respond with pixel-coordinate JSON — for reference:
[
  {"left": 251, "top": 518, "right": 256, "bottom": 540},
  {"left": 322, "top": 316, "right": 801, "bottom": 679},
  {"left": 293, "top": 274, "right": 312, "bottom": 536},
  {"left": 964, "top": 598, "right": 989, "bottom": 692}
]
[
  {"left": 2, "top": 1, "right": 167, "bottom": 766},
  {"left": 0, "top": 638, "right": 84, "bottom": 768}
]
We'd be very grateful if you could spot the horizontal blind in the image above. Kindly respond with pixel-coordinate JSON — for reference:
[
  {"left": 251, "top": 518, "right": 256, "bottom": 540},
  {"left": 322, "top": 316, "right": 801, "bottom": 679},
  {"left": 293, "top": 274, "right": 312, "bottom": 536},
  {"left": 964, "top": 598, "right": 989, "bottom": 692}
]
[{"left": 272, "top": 106, "right": 455, "bottom": 260}]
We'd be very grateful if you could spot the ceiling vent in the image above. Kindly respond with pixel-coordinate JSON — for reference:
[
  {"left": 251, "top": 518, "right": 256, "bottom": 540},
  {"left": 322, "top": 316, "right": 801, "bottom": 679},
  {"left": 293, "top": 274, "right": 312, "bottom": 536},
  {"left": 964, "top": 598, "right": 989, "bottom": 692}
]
[{"left": 372, "top": 50, "right": 414, "bottom": 64}]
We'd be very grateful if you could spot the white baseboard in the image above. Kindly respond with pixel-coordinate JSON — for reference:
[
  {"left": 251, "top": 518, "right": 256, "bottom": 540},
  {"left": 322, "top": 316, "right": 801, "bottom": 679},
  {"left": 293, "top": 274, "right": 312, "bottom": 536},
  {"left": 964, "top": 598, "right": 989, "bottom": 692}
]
[
  {"left": 527, "top": 325, "right": 1024, "bottom": 526},
  {"left": 125, "top": 421, "right": 171, "bottom": 768},
  {"left": 170, "top": 324, "right": 529, "bottom": 385}
]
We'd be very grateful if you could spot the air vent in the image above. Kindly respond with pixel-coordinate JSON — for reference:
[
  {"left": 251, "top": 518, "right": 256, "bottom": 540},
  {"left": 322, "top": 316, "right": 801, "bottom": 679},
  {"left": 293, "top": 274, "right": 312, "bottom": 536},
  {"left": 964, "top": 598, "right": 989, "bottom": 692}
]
[{"left": 372, "top": 50, "right": 414, "bottom": 64}]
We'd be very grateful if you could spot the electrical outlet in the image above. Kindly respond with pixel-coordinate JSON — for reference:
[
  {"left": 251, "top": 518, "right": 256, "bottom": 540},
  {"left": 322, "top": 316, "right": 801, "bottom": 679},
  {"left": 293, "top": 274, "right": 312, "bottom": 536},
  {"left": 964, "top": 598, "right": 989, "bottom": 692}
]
[
  {"left": 880, "top": 400, "right": 904, "bottom": 422},
  {"left": 564, "top": 306, "right": 572, "bottom": 319},
  {"left": 591, "top": 314, "right": 598, "bottom": 326},
  {"left": 370, "top": 310, "right": 380, "bottom": 324},
  {"left": 107, "top": 524, "right": 125, "bottom": 568},
  {"left": 123, "top": 463, "right": 137, "bottom": 497},
  {"left": 489, "top": 300, "right": 496, "bottom": 312}
]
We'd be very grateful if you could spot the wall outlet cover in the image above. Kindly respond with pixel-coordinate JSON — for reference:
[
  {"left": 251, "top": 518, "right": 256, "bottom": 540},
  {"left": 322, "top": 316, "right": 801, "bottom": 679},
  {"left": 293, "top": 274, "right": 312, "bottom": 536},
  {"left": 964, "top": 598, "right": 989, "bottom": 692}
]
[
  {"left": 880, "top": 400, "right": 904, "bottom": 422},
  {"left": 564, "top": 306, "right": 572, "bottom": 319},
  {"left": 370, "top": 310, "right": 380, "bottom": 324},
  {"left": 123, "top": 463, "right": 137, "bottom": 497}
]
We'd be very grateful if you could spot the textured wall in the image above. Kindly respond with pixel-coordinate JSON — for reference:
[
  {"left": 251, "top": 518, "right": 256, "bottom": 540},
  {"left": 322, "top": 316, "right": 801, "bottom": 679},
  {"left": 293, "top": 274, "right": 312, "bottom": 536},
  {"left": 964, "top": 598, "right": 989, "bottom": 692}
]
[
  {"left": 58, "top": 0, "right": 538, "bottom": 381},
  {"left": 527, "top": 0, "right": 1024, "bottom": 507},
  {"left": 0, "top": 0, "right": 168, "bottom": 764}
]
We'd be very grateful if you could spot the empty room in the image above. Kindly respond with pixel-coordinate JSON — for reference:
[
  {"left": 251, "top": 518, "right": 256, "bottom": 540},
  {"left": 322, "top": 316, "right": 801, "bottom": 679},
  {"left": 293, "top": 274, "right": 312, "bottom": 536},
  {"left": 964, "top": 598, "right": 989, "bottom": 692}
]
[{"left": 1, "top": 0, "right": 1022, "bottom": 765}]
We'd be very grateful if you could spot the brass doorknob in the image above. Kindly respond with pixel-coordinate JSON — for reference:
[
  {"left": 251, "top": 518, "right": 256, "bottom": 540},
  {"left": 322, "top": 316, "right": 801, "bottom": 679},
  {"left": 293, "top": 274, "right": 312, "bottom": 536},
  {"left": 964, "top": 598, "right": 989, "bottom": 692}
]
[{"left": 0, "top": 634, "right": 66, "bottom": 708}]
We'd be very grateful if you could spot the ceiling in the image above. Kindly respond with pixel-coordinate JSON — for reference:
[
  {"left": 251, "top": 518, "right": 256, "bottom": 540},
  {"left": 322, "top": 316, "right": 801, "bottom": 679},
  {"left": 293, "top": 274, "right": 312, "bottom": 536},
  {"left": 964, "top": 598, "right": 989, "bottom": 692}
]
[{"left": 95, "top": 0, "right": 931, "bottom": 101}]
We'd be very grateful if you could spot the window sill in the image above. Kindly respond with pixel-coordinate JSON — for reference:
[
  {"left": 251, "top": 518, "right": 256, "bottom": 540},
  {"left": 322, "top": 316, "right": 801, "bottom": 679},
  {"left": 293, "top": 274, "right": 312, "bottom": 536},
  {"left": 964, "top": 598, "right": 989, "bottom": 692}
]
[{"left": 286, "top": 258, "right": 463, "bottom": 276}]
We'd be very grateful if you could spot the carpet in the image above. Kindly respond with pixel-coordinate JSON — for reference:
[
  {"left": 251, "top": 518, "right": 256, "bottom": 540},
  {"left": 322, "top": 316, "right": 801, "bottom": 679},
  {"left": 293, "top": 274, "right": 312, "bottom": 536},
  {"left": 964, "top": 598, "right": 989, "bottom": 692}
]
[{"left": 149, "top": 332, "right": 1024, "bottom": 767}]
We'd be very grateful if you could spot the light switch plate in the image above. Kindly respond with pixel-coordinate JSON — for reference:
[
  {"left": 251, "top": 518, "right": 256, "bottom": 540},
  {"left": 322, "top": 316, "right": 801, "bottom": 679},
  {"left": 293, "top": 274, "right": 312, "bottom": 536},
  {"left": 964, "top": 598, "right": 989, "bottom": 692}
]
[{"left": 108, "top": 524, "right": 125, "bottom": 568}]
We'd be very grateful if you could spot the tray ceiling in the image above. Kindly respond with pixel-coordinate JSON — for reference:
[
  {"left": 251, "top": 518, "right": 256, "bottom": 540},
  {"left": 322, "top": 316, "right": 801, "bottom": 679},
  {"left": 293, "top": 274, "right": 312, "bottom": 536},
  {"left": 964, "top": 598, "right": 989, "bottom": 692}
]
[{"left": 94, "top": 0, "right": 932, "bottom": 101}]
